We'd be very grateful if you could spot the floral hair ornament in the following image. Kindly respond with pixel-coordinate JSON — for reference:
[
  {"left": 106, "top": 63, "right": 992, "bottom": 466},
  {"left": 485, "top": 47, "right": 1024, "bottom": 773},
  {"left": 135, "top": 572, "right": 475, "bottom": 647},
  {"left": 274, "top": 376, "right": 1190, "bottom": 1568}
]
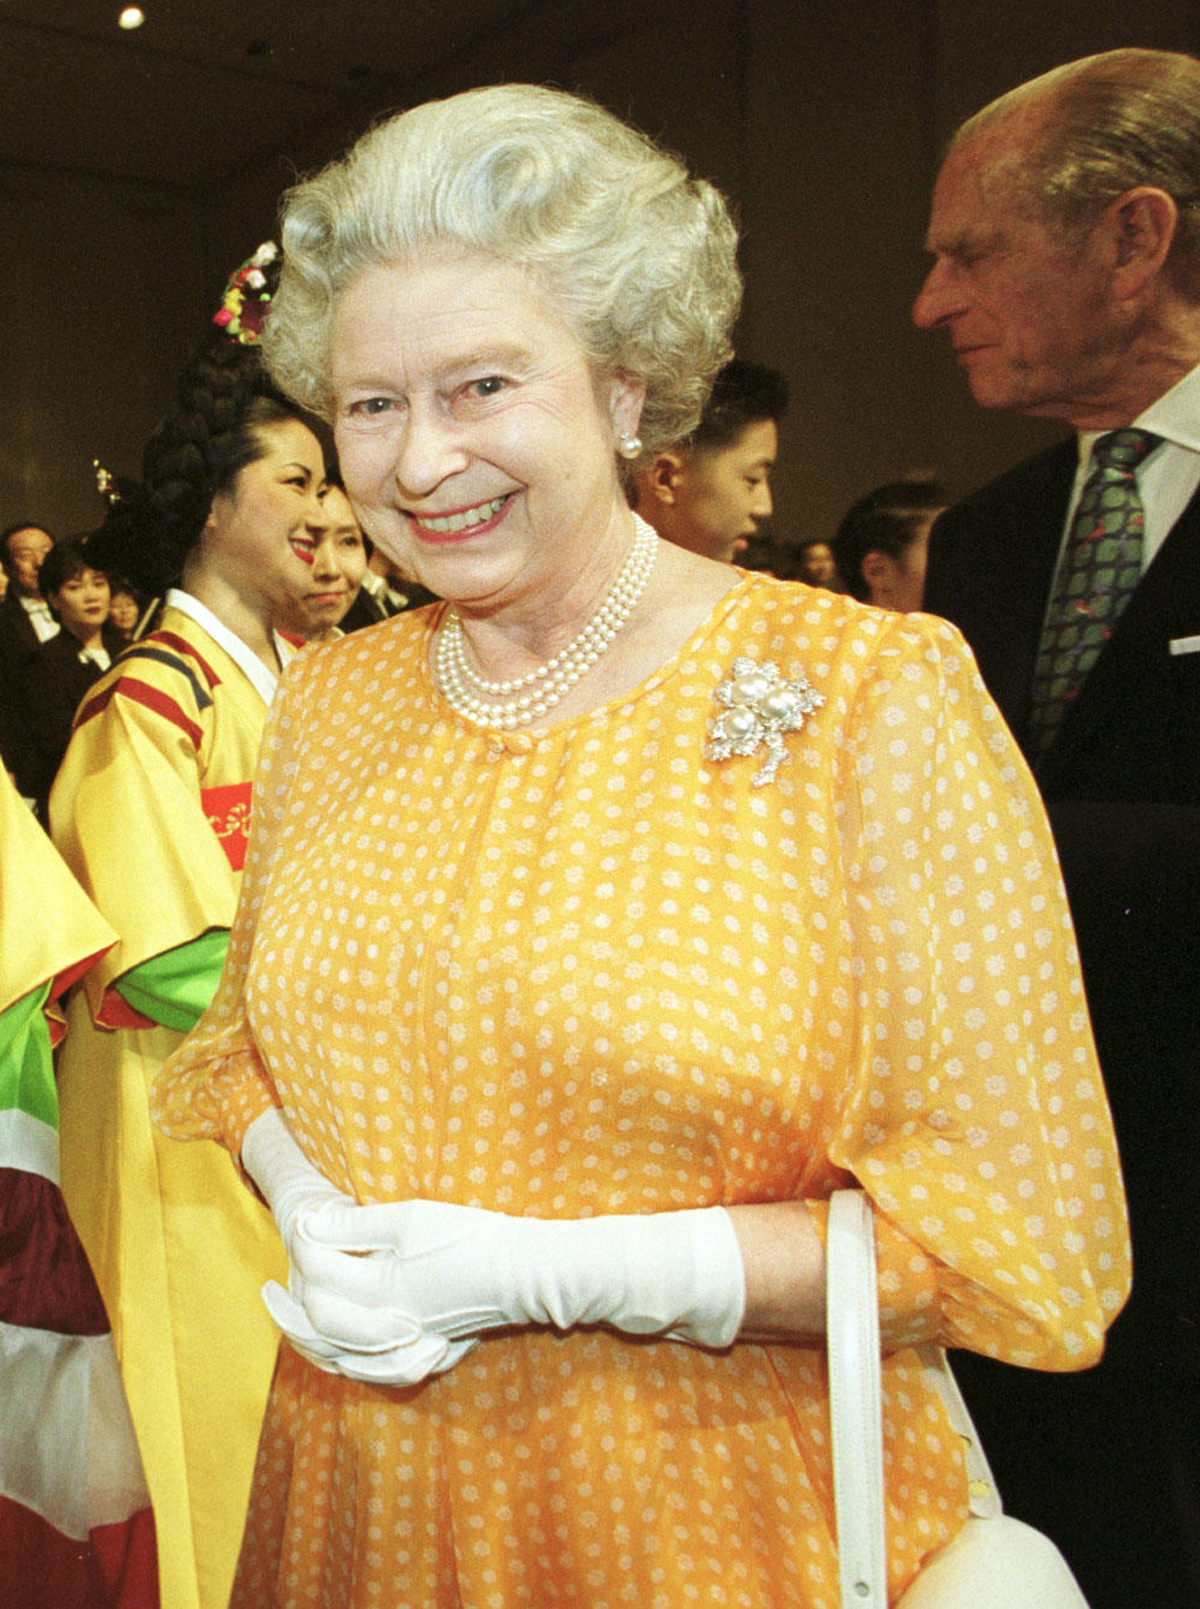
[
  {"left": 211, "top": 241, "right": 280, "bottom": 345},
  {"left": 704, "top": 656, "right": 824, "bottom": 786}
]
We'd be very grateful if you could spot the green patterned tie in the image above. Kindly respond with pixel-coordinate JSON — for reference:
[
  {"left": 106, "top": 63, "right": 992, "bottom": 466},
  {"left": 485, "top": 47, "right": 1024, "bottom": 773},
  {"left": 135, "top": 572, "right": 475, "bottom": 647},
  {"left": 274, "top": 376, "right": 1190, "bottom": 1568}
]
[{"left": 1028, "top": 428, "right": 1159, "bottom": 757}]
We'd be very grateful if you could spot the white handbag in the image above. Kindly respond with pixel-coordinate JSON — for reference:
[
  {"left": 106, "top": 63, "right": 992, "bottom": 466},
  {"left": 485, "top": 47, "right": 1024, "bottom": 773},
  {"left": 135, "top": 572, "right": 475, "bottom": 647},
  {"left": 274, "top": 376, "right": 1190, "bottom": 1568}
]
[{"left": 826, "top": 1189, "right": 1091, "bottom": 1609}]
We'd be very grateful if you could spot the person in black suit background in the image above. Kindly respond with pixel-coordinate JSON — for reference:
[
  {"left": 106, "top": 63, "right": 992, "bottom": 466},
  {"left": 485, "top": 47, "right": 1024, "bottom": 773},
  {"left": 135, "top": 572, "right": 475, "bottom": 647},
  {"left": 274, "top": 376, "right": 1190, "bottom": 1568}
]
[
  {"left": 15, "top": 539, "right": 124, "bottom": 820},
  {"left": 0, "top": 521, "right": 56, "bottom": 780},
  {"left": 0, "top": 522, "right": 56, "bottom": 657},
  {"left": 913, "top": 47, "right": 1200, "bottom": 1609}
]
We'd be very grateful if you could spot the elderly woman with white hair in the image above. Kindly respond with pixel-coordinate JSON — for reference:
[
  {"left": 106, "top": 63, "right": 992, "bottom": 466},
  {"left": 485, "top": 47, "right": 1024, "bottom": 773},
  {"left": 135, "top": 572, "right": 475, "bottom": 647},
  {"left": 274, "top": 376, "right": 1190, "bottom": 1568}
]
[{"left": 154, "top": 84, "right": 1128, "bottom": 1608}]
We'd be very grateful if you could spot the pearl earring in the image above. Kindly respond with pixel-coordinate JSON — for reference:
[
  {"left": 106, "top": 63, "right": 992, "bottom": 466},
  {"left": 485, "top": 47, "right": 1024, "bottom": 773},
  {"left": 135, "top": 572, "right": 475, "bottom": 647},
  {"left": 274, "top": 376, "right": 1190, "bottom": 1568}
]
[{"left": 617, "top": 432, "right": 643, "bottom": 459}]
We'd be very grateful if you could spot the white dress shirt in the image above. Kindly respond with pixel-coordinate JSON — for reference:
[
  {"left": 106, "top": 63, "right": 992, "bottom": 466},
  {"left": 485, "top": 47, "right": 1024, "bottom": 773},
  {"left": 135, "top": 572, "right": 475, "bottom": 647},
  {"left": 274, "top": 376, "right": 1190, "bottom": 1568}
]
[
  {"left": 20, "top": 595, "right": 60, "bottom": 644},
  {"left": 1068, "top": 359, "right": 1200, "bottom": 569}
]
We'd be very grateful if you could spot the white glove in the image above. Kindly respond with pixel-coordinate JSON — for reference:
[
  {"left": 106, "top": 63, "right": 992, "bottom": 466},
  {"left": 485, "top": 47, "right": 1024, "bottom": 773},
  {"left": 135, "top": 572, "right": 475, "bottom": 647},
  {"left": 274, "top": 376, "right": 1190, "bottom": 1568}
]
[
  {"left": 242, "top": 1108, "right": 475, "bottom": 1382},
  {"left": 261, "top": 1252, "right": 476, "bottom": 1386},
  {"left": 290, "top": 1199, "right": 746, "bottom": 1368},
  {"left": 240, "top": 1105, "right": 353, "bottom": 1242}
]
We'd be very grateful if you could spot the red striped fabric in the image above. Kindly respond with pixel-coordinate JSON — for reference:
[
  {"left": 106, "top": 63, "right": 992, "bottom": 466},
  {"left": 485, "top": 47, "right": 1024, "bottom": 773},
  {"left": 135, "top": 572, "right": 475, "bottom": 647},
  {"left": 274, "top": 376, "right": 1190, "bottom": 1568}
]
[
  {"left": 146, "top": 631, "right": 222, "bottom": 688},
  {"left": 75, "top": 678, "right": 204, "bottom": 749},
  {"left": 94, "top": 990, "right": 156, "bottom": 1031},
  {"left": 50, "top": 949, "right": 109, "bottom": 1007}
]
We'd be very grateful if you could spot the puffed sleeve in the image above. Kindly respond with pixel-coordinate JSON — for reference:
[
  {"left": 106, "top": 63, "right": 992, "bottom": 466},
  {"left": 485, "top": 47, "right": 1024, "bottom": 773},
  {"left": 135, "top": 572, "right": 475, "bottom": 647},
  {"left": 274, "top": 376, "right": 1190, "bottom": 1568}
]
[
  {"left": 0, "top": 766, "right": 116, "bottom": 1034},
  {"left": 49, "top": 649, "right": 242, "bottom": 1023},
  {"left": 151, "top": 662, "right": 305, "bottom": 1152},
  {"left": 826, "top": 612, "right": 1130, "bottom": 1369}
]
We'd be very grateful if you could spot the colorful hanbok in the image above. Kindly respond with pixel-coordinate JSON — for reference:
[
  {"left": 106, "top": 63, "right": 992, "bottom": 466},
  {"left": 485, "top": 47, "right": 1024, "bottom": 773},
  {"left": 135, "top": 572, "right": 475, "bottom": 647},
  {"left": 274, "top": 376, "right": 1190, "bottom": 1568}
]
[
  {"left": 51, "top": 591, "right": 290, "bottom": 1609},
  {"left": 0, "top": 768, "right": 158, "bottom": 1609}
]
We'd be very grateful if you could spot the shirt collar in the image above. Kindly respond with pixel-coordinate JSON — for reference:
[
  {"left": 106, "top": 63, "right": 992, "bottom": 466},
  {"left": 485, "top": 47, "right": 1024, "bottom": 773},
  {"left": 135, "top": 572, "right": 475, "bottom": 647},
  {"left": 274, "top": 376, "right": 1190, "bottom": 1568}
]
[
  {"left": 1077, "top": 360, "right": 1200, "bottom": 466},
  {"left": 163, "top": 587, "right": 287, "bottom": 707},
  {"left": 359, "top": 567, "right": 409, "bottom": 610}
]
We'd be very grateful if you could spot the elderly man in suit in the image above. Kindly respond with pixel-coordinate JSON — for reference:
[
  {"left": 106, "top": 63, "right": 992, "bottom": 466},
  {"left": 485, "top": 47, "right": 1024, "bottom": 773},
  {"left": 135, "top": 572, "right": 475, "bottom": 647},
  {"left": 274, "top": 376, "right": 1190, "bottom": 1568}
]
[
  {"left": 914, "top": 47, "right": 1200, "bottom": 1609},
  {"left": 0, "top": 522, "right": 56, "bottom": 781}
]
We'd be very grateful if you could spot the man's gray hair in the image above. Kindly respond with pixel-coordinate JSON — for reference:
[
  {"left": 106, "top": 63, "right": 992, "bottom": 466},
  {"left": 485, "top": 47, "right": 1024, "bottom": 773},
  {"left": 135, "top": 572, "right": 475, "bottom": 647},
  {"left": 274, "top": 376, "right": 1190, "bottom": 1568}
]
[{"left": 957, "top": 48, "right": 1200, "bottom": 297}]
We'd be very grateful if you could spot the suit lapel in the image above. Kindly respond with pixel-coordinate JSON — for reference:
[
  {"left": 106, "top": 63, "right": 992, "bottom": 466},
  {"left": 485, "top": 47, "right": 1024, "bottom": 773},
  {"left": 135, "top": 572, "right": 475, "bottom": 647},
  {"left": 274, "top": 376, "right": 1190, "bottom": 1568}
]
[
  {"left": 1041, "top": 481, "right": 1200, "bottom": 799},
  {"left": 929, "top": 441, "right": 1074, "bottom": 744}
]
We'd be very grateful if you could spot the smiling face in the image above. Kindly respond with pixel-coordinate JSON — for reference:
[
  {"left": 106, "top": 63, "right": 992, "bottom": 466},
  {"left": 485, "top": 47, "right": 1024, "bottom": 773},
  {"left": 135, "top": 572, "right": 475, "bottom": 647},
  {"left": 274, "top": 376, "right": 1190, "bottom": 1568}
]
[
  {"left": 199, "top": 417, "right": 329, "bottom": 612},
  {"left": 48, "top": 565, "right": 111, "bottom": 642},
  {"left": 330, "top": 247, "right": 643, "bottom": 617},
  {"left": 280, "top": 485, "right": 368, "bottom": 638},
  {"left": 912, "top": 119, "right": 1126, "bottom": 424}
]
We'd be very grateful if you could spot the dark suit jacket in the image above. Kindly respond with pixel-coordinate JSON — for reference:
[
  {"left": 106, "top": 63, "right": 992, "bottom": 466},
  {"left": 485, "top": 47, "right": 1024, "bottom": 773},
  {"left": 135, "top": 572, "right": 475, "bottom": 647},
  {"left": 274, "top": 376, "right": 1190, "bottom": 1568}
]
[
  {"left": 14, "top": 626, "right": 125, "bottom": 818},
  {"left": 340, "top": 581, "right": 438, "bottom": 634},
  {"left": 0, "top": 590, "right": 53, "bottom": 775},
  {"left": 924, "top": 439, "right": 1200, "bottom": 1357}
]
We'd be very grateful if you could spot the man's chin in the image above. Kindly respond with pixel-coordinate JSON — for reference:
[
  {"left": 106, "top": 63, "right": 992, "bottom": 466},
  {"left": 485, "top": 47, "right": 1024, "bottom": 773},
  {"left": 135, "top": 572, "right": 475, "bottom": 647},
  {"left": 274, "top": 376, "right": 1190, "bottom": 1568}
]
[{"left": 959, "top": 357, "right": 1033, "bottom": 414}]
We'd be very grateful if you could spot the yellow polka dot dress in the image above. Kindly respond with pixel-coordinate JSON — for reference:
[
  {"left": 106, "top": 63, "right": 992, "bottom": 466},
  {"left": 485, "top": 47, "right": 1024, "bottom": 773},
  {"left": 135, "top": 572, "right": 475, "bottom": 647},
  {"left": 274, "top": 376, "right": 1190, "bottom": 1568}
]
[{"left": 154, "top": 575, "right": 1130, "bottom": 1608}]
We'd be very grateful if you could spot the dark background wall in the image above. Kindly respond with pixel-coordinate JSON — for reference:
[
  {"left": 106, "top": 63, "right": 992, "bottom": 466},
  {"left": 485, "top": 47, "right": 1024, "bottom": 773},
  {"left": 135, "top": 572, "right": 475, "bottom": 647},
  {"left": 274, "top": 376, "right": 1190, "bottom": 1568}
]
[{"left": 5, "top": 0, "right": 1199, "bottom": 545}]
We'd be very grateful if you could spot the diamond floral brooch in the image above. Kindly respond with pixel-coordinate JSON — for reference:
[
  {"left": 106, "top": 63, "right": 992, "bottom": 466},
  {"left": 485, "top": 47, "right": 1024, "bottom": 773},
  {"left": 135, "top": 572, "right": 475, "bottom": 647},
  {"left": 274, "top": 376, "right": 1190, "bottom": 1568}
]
[{"left": 704, "top": 656, "right": 824, "bottom": 786}]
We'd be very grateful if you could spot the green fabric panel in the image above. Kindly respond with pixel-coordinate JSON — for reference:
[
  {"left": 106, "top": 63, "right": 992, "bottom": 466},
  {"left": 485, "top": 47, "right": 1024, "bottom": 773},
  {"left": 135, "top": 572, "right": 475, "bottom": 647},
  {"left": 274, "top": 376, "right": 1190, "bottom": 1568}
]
[
  {"left": 116, "top": 929, "right": 230, "bottom": 1033},
  {"left": 0, "top": 983, "right": 57, "bottom": 1127}
]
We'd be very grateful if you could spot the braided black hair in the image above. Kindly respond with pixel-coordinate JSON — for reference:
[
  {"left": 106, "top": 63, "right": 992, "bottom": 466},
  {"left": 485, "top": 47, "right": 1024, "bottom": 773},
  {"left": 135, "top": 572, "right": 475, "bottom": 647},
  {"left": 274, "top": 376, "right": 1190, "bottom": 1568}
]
[{"left": 86, "top": 329, "right": 319, "bottom": 595}]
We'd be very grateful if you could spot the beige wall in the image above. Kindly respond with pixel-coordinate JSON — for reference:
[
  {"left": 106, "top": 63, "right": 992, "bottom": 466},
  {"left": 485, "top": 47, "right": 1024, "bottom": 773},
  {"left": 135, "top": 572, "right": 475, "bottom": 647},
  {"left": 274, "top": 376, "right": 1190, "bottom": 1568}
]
[
  {"left": 0, "top": 167, "right": 208, "bottom": 536},
  {"left": 4, "top": 1, "right": 1199, "bottom": 542}
]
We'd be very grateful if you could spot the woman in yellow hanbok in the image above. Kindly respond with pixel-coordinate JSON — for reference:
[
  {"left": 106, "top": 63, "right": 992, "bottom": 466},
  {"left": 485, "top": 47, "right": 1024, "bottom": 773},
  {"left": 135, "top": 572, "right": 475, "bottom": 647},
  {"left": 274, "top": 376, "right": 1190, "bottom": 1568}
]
[{"left": 51, "top": 255, "right": 332, "bottom": 1609}]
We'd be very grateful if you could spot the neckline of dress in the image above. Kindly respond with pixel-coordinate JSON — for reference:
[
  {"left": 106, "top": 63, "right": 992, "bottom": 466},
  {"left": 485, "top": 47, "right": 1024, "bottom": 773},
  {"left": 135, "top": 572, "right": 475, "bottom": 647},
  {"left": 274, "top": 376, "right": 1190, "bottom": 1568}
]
[
  {"left": 162, "top": 588, "right": 291, "bottom": 707},
  {"left": 422, "top": 571, "right": 763, "bottom": 749}
]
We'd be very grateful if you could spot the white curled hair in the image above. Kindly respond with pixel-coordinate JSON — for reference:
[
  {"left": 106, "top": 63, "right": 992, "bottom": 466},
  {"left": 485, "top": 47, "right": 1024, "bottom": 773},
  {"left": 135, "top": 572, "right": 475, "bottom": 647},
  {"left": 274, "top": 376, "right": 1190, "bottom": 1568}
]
[{"left": 263, "top": 83, "right": 742, "bottom": 453}]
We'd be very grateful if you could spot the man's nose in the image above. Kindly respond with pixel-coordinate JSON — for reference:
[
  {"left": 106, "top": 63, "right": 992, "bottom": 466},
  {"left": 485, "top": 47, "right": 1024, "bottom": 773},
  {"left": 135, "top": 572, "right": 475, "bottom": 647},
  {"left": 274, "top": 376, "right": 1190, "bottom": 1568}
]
[{"left": 912, "top": 258, "right": 960, "bottom": 329}]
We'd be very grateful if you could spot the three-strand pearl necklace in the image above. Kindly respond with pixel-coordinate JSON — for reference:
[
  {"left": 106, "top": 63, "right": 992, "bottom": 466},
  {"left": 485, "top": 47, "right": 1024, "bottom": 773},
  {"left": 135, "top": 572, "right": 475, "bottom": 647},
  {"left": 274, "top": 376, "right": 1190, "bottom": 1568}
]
[{"left": 434, "top": 516, "right": 659, "bottom": 731}]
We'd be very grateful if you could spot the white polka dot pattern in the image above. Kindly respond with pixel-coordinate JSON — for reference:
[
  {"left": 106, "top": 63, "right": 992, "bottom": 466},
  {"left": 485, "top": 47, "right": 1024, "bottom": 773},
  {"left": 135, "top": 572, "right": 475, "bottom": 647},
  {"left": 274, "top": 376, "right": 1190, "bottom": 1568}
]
[{"left": 155, "top": 577, "right": 1130, "bottom": 1607}]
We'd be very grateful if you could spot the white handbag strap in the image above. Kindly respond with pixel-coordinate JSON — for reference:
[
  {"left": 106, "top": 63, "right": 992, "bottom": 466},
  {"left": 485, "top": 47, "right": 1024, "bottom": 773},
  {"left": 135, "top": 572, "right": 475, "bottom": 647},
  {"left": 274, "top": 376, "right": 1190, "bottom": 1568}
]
[
  {"left": 828, "top": 1190, "right": 1007, "bottom": 1609},
  {"left": 827, "top": 1188, "right": 888, "bottom": 1609}
]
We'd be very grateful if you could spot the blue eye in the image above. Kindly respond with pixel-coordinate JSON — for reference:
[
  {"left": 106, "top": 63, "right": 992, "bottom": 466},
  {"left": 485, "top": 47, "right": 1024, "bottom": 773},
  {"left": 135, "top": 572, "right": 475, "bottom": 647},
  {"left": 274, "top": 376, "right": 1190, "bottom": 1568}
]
[
  {"left": 470, "top": 376, "right": 506, "bottom": 397},
  {"left": 349, "top": 397, "right": 394, "bottom": 417}
]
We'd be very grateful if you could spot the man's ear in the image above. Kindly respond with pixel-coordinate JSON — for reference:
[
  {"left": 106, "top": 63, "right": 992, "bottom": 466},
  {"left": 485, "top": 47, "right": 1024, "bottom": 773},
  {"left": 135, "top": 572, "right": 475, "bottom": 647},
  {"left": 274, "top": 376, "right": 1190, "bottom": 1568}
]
[
  {"left": 637, "top": 451, "right": 686, "bottom": 509},
  {"left": 1105, "top": 186, "right": 1178, "bottom": 300}
]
